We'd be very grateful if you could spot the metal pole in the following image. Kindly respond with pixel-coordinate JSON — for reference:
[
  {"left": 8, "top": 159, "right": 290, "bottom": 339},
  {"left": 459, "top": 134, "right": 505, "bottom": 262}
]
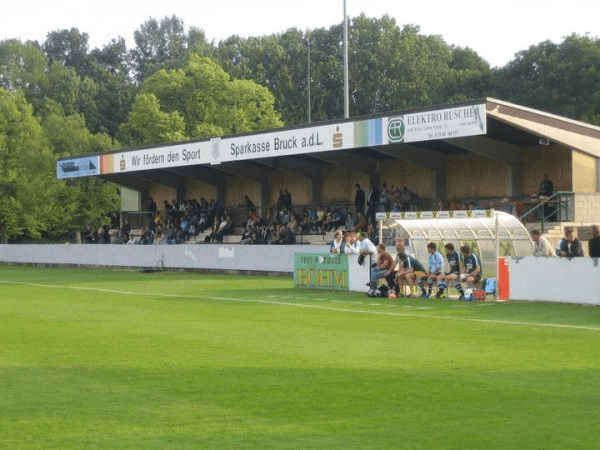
[
  {"left": 343, "top": 0, "right": 349, "bottom": 118},
  {"left": 307, "top": 36, "right": 311, "bottom": 123}
]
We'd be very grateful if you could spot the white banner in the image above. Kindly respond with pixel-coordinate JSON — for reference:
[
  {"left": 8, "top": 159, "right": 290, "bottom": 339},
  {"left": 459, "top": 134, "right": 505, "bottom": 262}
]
[
  {"left": 386, "top": 103, "right": 486, "bottom": 144},
  {"left": 216, "top": 122, "right": 355, "bottom": 164}
]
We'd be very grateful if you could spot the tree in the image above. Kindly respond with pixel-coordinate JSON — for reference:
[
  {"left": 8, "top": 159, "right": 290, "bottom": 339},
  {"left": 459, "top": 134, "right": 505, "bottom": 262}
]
[
  {"left": 0, "top": 89, "right": 59, "bottom": 241},
  {"left": 491, "top": 34, "right": 600, "bottom": 123},
  {"left": 40, "top": 101, "right": 120, "bottom": 237},
  {"left": 120, "top": 55, "right": 283, "bottom": 145}
]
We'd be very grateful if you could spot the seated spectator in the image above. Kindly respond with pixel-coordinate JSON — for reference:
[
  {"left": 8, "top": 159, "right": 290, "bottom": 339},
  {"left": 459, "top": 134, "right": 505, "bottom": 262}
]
[
  {"left": 556, "top": 228, "right": 583, "bottom": 257},
  {"left": 140, "top": 228, "right": 154, "bottom": 245},
  {"left": 321, "top": 207, "right": 335, "bottom": 232},
  {"left": 256, "top": 222, "right": 271, "bottom": 244},
  {"left": 344, "top": 212, "right": 356, "bottom": 232},
  {"left": 531, "top": 229, "right": 555, "bottom": 257},
  {"left": 288, "top": 217, "right": 302, "bottom": 236},
  {"left": 211, "top": 214, "right": 234, "bottom": 243},
  {"left": 331, "top": 209, "right": 346, "bottom": 230}
]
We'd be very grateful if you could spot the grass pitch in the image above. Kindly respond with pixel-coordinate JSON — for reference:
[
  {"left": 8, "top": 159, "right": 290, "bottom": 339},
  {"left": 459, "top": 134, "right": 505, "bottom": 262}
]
[{"left": 1, "top": 266, "right": 599, "bottom": 449}]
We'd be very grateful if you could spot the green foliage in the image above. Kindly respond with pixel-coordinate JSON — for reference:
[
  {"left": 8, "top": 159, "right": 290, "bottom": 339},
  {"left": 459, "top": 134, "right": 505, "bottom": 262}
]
[
  {"left": 0, "top": 89, "right": 57, "bottom": 240},
  {"left": 491, "top": 34, "right": 600, "bottom": 123},
  {"left": 120, "top": 55, "right": 283, "bottom": 145}
]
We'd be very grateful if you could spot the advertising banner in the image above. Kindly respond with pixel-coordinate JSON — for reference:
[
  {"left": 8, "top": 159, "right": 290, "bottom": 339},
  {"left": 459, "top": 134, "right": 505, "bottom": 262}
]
[
  {"left": 385, "top": 103, "right": 486, "bottom": 144},
  {"left": 99, "top": 141, "right": 212, "bottom": 175},
  {"left": 56, "top": 101, "right": 487, "bottom": 178},
  {"left": 217, "top": 122, "right": 355, "bottom": 164},
  {"left": 294, "top": 253, "right": 349, "bottom": 291}
]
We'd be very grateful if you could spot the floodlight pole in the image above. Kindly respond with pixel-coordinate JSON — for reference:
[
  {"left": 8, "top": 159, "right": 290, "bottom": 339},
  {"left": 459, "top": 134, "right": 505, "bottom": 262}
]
[{"left": 343, "top": 0, "right": 349, "bottom": 118}]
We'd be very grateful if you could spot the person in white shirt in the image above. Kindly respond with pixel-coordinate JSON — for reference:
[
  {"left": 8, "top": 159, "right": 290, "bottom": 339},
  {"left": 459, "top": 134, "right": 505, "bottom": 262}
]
[{"left": 531, "top": 229, "right": 556, "bottom": 257}]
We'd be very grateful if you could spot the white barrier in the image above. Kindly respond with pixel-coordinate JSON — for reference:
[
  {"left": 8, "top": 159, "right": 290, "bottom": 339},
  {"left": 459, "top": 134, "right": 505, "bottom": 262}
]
[
  {"left": 508, "top": 257, "right": 600, "bottom": 305},
  {"left": 0, "top": 244, "right": 326, "bottom": 273}
]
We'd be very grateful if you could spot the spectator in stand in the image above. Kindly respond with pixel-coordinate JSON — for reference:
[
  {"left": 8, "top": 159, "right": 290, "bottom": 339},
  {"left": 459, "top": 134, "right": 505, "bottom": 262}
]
[
  {"left": 331, "top": 209, "right": 346, "bottom": 230},
  {"left": 531, "top": 229, "right": 556, "bottom": 257},
  {"left": 556, "top": 228, "right": 584, "bottom": 257},
  {"left": 589, "top": 225, "right": 600, "bottom": 258},
  {"left": 380, "top": 183, "right": 390, "bottom": 211},
  {"left": 355, "top": 211, "right": 368, "bottom": 233},
  {"left": 210, "top": 214, "right": 233, "bottom": 243},
  {"left": 367, "top": 183, "right": 380, "bottom": 225},
  {"left": 321, "top": 207, "right": 335, "bottom": 232},
  {"left": 367, "top": 222, "right": 379, "bottom": 245},
  {"left": 256, "top": 221, "right": 271, "bottom": 244},
  {"left": 330, "top": 230, "right": 345, "bottom": 254},
  {"left": 140, "top": 227, "right": 154, "bottom": 245},
  {"left": 425, "top": 243, "right": 445, "bottom": 298},
  {"left": 282, "top": 189, "right": 292, "bottom": 208},
  {"left": 354, "top": 183, "right": 365, "bottom": 216},
  {"left": 147, "top": 197, "right": 157, "bottom": 229},
  {"left": 344, "top": 212, "right": 356, "bottom": 232},
  {"left": 288, "top": 216, "right": 302, "bottom": 236},
  {"left": 400, "top": 186, "right": 412, "bottom": 211},
  {"left": 242, "top": 195, "right": 256, "bottom": 213},
  {"left": 344, "top": 232, "right": 360, "bottom": 255},
  {"left": 538, "top": 173, "right": 554, "bottom": 197}
]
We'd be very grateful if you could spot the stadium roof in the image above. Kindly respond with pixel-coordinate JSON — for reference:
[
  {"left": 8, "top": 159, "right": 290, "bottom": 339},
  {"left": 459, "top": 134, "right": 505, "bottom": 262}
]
[{"left": 56, "top": 98, "right": 600, "bottom": 194}]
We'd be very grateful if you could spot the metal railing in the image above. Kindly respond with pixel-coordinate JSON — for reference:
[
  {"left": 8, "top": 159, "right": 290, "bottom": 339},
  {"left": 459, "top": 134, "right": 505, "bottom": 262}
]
[{"left": 518, "top": 191, "right": 574, "bottom": 233}]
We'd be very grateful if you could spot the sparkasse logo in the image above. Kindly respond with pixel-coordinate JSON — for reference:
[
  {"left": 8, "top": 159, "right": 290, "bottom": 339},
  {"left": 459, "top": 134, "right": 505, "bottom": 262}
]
[{"left": 387, "top": 117, "right": 405, "bottom": 142}]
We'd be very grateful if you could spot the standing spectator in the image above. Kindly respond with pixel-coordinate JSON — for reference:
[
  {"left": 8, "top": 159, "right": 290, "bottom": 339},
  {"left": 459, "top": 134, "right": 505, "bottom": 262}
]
[
  {"left": 538, "top": 173, "right": 554, "bottom": 197},
  {"left": 330, "top": 230, "right": 345, "bottom": 254},
  {"left": 367, "top": 183, "right": 380, "bottom": 224},
  {"left": 556, "top": 228, "right": 584, "bottom": 257},
  {"left": 354, "top": 183, "right": 365, "bottom": 216},
  {"left": 589, "top": 225, "right": 600, "bottom": 258},
  {"left": 242, "top": 195, "right": 256, "bottom": 213},
  {"left": 531, "top": 229, "right": 556, "bottom": 257}
]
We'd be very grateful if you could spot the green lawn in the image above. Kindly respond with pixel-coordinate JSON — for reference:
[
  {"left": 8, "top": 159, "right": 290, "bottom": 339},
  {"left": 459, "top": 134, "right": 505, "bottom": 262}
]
[{"left": 1, "top": 266, "right": 599, "bottom": 449}]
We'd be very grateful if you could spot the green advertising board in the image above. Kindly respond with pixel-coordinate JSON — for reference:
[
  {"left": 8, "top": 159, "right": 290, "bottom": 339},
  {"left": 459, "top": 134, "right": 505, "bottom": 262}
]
[{"left": 294, "top": 253, "right": 349, "bottom": 290}]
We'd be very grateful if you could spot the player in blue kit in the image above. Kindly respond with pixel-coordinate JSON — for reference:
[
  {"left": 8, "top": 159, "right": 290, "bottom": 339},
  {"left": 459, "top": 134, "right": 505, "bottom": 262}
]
[
  {"left": 460, "top": 244, "right": 482, "bottom": 300},
  {"left": 396, "top": 252, "right": 429, "bottom": 298},
  {"left": 425, "top": 242, "right": 444, "bottom": 298},
  {"left": 436, "top": 243, "right": 465, "bottom": 300}
]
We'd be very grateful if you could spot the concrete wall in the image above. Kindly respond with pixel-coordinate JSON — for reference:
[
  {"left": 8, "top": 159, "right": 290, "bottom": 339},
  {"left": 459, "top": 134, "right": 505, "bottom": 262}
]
[
  {"left": 521, "top": 145, "right": 572, "bottom": 195},
  {"left": 0, "top": 244, "right": 328, "bottom": 273},
  {"left": 508, "top": 256, "right": 600, "bottom": 305},
  {"left": 574, "top": 193, "right": 600, "bottom": 223}
]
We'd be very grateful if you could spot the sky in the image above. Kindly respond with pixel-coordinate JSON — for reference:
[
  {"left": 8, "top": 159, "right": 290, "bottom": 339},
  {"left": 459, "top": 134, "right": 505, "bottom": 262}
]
[{"left": 2, "top": 0, "right": 599, "bottom": 68}]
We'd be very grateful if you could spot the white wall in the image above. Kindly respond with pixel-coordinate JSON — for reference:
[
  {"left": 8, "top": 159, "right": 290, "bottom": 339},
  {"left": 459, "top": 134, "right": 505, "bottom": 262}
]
[{"left": 508, "top": 257, "right": 600, "bottom": 305}]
